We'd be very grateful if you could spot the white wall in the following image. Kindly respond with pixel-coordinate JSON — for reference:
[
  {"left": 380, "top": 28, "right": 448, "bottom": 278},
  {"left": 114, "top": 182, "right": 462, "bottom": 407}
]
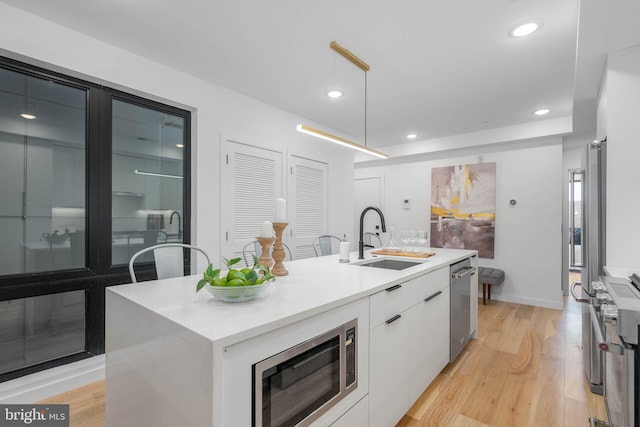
[
  {"left": 0, "top": 3, "right": 355, "bottom": 264},
  {"left": 603, "top": 45, "right": 640, "bottom": 268},
  {"left": 355, "top": 138, "right": 564, "bottom": 309}
]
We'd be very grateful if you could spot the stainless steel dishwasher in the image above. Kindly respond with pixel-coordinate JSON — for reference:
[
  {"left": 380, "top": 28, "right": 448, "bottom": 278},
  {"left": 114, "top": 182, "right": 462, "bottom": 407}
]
[{"left": 450, "top": 258, "right": 476, "bottom": 362}]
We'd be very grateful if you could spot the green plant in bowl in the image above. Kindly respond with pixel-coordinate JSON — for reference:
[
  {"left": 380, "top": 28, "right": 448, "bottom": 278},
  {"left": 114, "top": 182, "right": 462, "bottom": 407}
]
[{"left": 196, "top": 256, "right": 275, "bottom": 302}]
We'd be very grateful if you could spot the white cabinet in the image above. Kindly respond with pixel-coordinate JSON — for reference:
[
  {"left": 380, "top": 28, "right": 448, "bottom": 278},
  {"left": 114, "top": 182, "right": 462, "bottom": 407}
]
[
  {"left": 408, "top": 286, "right": 450, "bottom": 402},
  {"left": 369, "top": 308, "right": 411, "bottom": 427},
  {"left": 53, "top": 145, "right": 85, "bottom": 208},
  {"left": 0, "top": 132, "right": 25, "bottom": 217},
  {"left": 159, "top": 159, "right": 182, "bottom": 209},
  {"left": 369, "top": 278, "right": 414, "bottom": 427},
  {"left": 369, "top": 281, "right": 413, "bottom": 328},
  {"left": 25, "top": 138, "right": 53, "bottom": 217},
  {"left": 330, "top": 396, "right": 368, "bottom": 427},
  {"left": 112, "top": 154, "right": 145, "bottom": 195},
  {"left": 113, "top": 154, "right": 183, "bottom": 210},
  {"left": 369, "top": 266, "right": 451, "bottom": 426}
]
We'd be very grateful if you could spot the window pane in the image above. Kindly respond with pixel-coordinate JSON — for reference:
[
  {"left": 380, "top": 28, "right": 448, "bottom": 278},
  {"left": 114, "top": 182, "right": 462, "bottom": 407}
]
[
  {"left": 0, "top": 67, "right": 86, "bottom": 275},
  {"left": 0, "top": 291, "right": 85, "bottom": 375},
  {"left": 111, "top": 100, "right": 185, "bottom": 265}
]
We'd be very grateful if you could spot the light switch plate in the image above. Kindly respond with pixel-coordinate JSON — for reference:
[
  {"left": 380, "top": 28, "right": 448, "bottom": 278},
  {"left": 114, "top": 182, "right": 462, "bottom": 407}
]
[{"left": 403, "top": 198, "right": 411, "bottom": 210}]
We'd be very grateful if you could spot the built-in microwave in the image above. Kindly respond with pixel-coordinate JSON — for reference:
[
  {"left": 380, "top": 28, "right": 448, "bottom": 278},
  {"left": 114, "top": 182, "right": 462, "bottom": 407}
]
[{"left": 253, "top": 319, "right": 358, "bottom": 427}]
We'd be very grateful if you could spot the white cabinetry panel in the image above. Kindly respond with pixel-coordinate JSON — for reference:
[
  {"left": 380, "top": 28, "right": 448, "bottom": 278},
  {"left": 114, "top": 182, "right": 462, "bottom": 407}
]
[
  {"left": 369, "top": 265, "right": 455, "bottom": 425},
  {"left": 369, "top": 312, "right": 411, "bottom": 427},
  {"left": 408, "top": 286, "right": 450, "bottom": 402},
  {"left": 369, "top": 280, "right": 413, "bottom": 328},
  {"left": 330, "top": 395, "right": 368, "bottom": 427}
]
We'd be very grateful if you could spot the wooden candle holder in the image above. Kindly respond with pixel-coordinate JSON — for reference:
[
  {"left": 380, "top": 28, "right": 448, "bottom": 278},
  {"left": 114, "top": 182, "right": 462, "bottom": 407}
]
[
  {"left": 272, "top": 222, "right": 289, "bottom": 276},
  {"left": 255, "top": 236, "right": 275, "bottom": 269}
]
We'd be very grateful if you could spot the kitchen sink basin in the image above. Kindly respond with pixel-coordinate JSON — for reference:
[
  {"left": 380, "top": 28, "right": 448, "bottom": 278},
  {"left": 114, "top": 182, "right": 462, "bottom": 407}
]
[{"left": 356, "top": 259, "right": 422, "bottom": 270}]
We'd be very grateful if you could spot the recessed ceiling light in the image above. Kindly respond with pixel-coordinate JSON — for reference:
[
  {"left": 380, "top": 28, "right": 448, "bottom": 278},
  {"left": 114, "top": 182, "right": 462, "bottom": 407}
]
[
  {"left": 176, "top": 144, "right": 184, "bottom": 148},
  {"left": 20, "top": 113, "right": 36, "bottom": 119},
  {"left": 406, "top": 134, "right": 418, "bottom": 140},
  {"left": 327, "top": 90, "right": 343, "bottom": 98},
  {"left": 511, "top": 21, "right": 541, "bottom": 38},
  {"left": 534, "top": 108, "right": 550, "bottom": 116}
]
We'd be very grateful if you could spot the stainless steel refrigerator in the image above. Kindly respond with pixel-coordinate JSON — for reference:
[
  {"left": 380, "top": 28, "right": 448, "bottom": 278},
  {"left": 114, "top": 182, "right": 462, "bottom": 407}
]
[{"left": 580, "top": 138, "right": 607, "bottom": 395}]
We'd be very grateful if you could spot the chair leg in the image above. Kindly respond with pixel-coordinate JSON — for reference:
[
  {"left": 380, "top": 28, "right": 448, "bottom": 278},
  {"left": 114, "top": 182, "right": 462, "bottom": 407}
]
[
  {"left": 488, "top": 284, "right": 491, "bottom": 302},
  {"left": 482, "top": 283, "right": 486, "bottom": 305}
]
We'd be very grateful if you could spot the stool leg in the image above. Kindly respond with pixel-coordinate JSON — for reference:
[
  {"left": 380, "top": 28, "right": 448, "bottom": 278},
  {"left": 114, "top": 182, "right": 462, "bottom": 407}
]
[{"left": 482, "top": 283, "right": 486, "bottom": 305}]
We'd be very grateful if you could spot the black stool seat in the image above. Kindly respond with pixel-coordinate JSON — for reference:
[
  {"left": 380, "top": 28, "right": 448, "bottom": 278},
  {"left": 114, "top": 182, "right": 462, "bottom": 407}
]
[{"left": 478, "top": 267, "right": 505, "bottom": 305}]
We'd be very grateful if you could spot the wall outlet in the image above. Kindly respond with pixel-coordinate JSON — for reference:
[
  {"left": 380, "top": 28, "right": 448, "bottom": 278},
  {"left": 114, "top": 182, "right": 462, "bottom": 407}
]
[{"left": 403, "top": 199, "right": 411, "bottom": 210}]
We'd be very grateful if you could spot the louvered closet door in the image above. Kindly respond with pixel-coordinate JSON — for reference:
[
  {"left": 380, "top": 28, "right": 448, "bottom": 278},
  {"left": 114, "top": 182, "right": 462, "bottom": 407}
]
[
  {"left": 289, "top": 156, "right": 328, "bottom": 259},
  {"left": 222, "top": 141, "right": 283, "bottom": 265}
]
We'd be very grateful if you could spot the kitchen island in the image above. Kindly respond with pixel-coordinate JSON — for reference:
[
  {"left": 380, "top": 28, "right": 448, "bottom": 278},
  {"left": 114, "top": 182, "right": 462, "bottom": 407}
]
[{"left": 105, "top": 248, "right": 477, "bottom": 427}]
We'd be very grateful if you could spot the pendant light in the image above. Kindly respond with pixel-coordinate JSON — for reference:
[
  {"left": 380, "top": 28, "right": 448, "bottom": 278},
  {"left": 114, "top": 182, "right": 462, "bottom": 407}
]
[{"left": 297, "top": 41, "right": 388, "bottom": 159}]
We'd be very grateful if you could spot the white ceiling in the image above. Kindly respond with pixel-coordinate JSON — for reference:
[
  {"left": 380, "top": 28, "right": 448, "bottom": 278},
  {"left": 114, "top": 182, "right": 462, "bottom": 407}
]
[{"left": 3, "top": 0, "right": 640, "bottom": 150}]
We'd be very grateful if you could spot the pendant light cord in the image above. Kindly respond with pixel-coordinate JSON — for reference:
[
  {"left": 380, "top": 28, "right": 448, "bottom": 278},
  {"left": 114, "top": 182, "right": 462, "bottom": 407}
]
[{"left": 364, "top": 71, "right": 368, "bottom": 148}]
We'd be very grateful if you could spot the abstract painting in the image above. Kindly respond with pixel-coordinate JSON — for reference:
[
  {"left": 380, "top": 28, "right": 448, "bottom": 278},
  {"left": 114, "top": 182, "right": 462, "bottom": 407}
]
[{"left": 430, "top": 162, "right": 496, "bottom": 258}]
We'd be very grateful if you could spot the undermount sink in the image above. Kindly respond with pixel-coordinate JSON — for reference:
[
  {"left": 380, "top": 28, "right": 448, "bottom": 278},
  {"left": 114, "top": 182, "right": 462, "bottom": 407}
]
[{"left": 355, "top": 259, "right": 422, "bottom": 270}]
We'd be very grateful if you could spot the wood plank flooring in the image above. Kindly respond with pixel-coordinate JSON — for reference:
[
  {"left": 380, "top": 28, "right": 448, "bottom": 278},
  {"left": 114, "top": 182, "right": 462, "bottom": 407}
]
[{"left": 38, "top": 293, "right": 606, "bottom": 426}]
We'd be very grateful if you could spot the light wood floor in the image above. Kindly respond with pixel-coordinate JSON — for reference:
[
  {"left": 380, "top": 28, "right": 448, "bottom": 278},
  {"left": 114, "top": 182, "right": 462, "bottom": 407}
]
[{"left": 39, "top": 291, "right": 606, "bottom": 426}]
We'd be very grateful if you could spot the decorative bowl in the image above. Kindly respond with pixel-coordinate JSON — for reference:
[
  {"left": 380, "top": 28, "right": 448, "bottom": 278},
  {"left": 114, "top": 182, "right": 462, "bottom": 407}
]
[{"left": 205, "top": 280, "right": 272, "bottom": 303}]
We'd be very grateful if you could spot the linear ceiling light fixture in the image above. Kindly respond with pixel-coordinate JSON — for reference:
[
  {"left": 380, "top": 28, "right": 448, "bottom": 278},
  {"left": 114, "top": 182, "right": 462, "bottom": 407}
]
[
  {"left": 134, "top": 169, "right": 183, "bottom": 179},
  {"left": 296, "top": 41, "right": 388, "bottom": 159},
  {"left": 296, "top": 124, "right": 388, "bottom": 159}
]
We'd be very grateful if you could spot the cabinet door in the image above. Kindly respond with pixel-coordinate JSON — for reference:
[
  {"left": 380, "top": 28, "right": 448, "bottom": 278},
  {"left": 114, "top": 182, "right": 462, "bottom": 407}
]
[
  {"left": 221, "top": 140, "right": 283, "bottom": 263},
  {"left": 52, "top": 145, "right": 74, "bottom": 207},
  {"left": 25, "top": 138, "right": 53, "bottom": 217},
  {"left": 160, "top": 159, "right": 182, "bottom": 209},
  {"left": 408, "top": 286, "right": 450, "bottom": 403},
  {"left": 330, "top": 396, "right": 368, "bottom": 427},
  {"left": 369, "top": 314, "right": 410, "bottom": 427},
  {"left": 142, "top": 157, "right": 161, "bottom": 209}
]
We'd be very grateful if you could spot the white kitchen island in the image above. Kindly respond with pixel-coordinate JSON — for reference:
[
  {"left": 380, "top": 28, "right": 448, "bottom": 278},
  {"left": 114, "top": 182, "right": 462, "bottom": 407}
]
[{"left": 105, "top": 248, "right": 477, "bottom": 427}]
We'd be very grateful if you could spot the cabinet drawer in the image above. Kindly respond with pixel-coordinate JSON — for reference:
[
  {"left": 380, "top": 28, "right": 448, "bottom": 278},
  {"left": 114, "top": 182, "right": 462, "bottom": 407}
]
[
  {"left": 410, "top": 266, "right": 449, "bottom": 303},
  {"left": 370, "top": 280, "right": 413, "bottom": 328}
]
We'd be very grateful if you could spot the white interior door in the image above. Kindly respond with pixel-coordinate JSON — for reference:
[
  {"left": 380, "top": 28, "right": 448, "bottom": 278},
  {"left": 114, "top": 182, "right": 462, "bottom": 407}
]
[
  {"left": 354, "top": 176, "right": 384, "bottom": 248},
  {"left": 288, "top": 155, "right": 328, "bottom": 259},
  {"left": 222, "top": 140, "right": 283, "bottom": 264}
]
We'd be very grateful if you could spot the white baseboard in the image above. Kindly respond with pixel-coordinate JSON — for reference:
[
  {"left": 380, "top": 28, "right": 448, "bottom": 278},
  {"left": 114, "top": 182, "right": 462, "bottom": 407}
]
[
  {"left": 0, "top": 355, "right": 105, "bottom": 404},
  {"left": 485, "top": 294, "right": 564, "bottom": 310}
]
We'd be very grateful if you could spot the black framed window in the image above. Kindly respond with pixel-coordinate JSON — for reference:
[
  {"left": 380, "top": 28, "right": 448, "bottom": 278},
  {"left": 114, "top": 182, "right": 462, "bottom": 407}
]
[{"left": 0, "top": 57, "right": 191, "bottom": 381}]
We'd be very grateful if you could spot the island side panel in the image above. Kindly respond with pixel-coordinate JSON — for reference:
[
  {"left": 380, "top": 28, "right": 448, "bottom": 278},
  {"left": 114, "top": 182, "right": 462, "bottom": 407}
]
[
  {"left": 105, "top": 290, "right": 214, "bottom": 427},
  {"left": 470, "top": 255, "right": 478, "bottom": 339},
  {"left": 220, "top": 298, "right": 370, "bottom": 426}
]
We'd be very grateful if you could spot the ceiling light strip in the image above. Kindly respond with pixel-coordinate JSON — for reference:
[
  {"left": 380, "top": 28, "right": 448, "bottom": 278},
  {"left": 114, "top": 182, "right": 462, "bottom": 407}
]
[
  {"left": 134, "top": 169, "right": 183, "bottom": 179},
  {"left": 296, "top": 124, "right": 388, "bottom": 159},
  {"left": 329, "top": 41, "right": 370, "bottom": 72}
]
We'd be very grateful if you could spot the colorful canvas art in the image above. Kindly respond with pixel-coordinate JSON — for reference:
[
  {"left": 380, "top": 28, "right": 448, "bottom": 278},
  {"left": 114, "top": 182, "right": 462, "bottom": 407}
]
[{"left": 430, "top": 162, "right": 496, "bottom": 258}]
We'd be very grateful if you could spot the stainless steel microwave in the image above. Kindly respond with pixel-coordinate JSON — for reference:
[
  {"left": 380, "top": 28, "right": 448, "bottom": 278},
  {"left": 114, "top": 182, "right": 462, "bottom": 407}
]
[{"left": 253, "top": 319, "right": 358, "bottom": 427}]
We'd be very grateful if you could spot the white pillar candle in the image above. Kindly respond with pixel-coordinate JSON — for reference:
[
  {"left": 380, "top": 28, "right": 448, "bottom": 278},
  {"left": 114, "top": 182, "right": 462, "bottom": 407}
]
[
  {"left": 275, "top": 198, "right": 286, "bottom": 222},
  {"left": 261, "top": 221, "right": 273, "bottom": 237}
]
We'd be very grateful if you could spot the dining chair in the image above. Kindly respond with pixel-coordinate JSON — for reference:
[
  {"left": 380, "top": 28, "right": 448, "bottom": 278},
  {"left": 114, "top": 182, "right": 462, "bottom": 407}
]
[
  {"left": 313, "top": 235, "right": 343, "bottom": 256},
  {"left": 242, "top": 240, "right": 292, "bottom": 267},
  {"left": 128, "top": 243, "right": 211, "bottom": 283}
]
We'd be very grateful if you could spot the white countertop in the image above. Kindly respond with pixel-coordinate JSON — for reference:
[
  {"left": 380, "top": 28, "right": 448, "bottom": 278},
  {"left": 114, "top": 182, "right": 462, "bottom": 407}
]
[
  {"left": 107, "top": 248, "right": 475, "bottom": 347},
  {"left": 604, "top": 265, "right": 640, "bottom": 279}
]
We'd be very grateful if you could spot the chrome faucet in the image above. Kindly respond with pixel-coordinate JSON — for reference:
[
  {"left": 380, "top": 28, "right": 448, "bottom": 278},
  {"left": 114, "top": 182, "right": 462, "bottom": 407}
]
[
  {"left": 359, "top": 207, "right": 386, "bottom": 259},
  {"left": 169, "top": 210, "right": 182, "bottom": 239}
]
